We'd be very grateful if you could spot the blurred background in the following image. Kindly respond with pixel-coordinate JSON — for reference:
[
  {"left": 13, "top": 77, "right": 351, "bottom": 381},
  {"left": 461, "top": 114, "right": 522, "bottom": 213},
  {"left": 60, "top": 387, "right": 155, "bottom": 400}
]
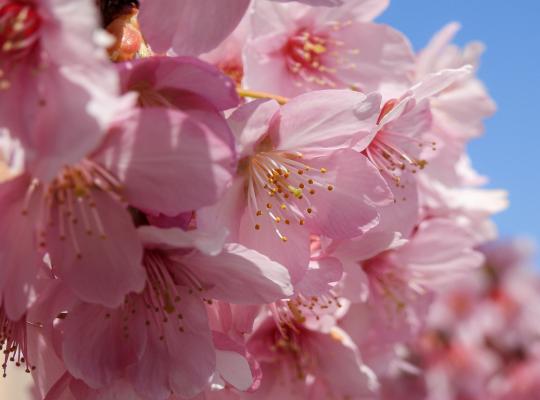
[
  {"left": 2, "top": 0, "right": 540, "bottom": 398},
  {"left": 379, "top": 0, "right": 540, "bottom": 256}
]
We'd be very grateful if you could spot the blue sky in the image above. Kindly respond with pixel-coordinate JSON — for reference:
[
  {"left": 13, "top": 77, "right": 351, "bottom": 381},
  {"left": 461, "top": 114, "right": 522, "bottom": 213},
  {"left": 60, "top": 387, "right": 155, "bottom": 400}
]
[{"left": 378, "top": 1, "right": 540, "bottom": 245}]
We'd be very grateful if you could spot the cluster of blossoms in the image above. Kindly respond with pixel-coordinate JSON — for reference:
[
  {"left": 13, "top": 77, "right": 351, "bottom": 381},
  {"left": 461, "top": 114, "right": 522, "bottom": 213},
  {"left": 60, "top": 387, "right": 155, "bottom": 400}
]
[
  {"left": 0, "top": 0, "right": 517, "bottom": 398},
  {"left": 379, "top": 240, "right": 540, "bottom": 400}
]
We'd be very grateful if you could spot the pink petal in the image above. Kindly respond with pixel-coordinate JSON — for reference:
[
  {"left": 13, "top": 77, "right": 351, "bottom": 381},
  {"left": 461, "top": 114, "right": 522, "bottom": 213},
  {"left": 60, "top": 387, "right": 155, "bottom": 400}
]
[
  {"left": 118, "top": 56, "right": 238, "bottom": 111},
  {"left": 62, "top": 303, "right": 147, "bottom": 389},
  {"left": 308, "top": 328, "right": 378, "bottom": 397},
  {"left": 410, "top": 66, "right": 472, "bottom": 101},
  {"left": 238, "top": 209, "right": 311, "bottom": 284},
  {"left": 0, "top": 174, "right": 39, "bottom": 320},
  {"left": 27, "top": 281, "right": 79, "bottom": 398},
  {"left": 197, "top": 178, "right": 246, "bottom": 243},
  {"left": 138, "top": 226, "right": 228, "bottom": 256},
  {"left": 1, "top": 66, "right": 107, "bottom": 181},
  {"left": 215, "top": 348, "right": 253, "bottom": 391},
  {"left": 322, "top": 23, "right": 415, "bottom": 98},
  {"left": 334, "top": 170, "right": 419, "bottom": 262},
  {"left": 0, "top": 0, "right": 131, "bottom": 182},
  {"left": 395, "top": 218, "right": 485, "bottom": 287},
  {"left": 272, "top": 0, "right": 345, "bottom": 6},
  {"left": 432, "top": 79, "right": 496, "bottom": 138},
  {"left": 69, "top": 378, "right": 145, "bottom": 400},
  {"left": 275, "top": 91, "right": 381, "bottom": 155},
  {"left": 138, "top": 0, "right": 250, "bottom": 55},
  {"left": 381, "top": 98, "right": 432, "bottom": 142},
  {"left": 295, "top": 257, "right": 343, "bottom": 297},
  {"left": 46, "top": 190, "right": 146, "bottom": 307},
  {"left": 311, "top": 0, "right": 390, "bottom": 22},
  {"left": 94, "top": 108, "right": 235, "bottom": 216},
  {"left": 416, "top": 22, "right": 462, "bottom": 78},
  {"left": 129, "top": 286, "right": 215, "bottom": 399},
  {"left": 303, "top": 150, "right": 393, "bottom": 239},
  {"left": 339, "top": 258, "right": 370, "bottom": 303},
  {"left": 249, "top": 3, "right": 305, "bottom": 37},
  {"left": 228, "top": 99, "right": 280, "bottom": 158},
  {"left": 184, "top": 243, "right": 294, "bottom": 303},
  {"left": 44, "top": 372, "right": 74, "bottom": 400}
]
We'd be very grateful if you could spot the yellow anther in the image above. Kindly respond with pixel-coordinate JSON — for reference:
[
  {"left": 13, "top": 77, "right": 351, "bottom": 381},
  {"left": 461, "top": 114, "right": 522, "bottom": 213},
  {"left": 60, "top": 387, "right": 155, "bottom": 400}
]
[
  {"left": 287, "top": 301, "right": 306, "bottom": 323},
  {"left": 320, "top": 167, "right": 327, "bottom": 173},
  {"left": 288, "top": 185, "right": 303, "bottom": 199},
  {"left": 255, "top": 224, "right": 261, "bottom": 230},
  {"left": 304, "top": 42, "right": 326, "bottom": 55}
]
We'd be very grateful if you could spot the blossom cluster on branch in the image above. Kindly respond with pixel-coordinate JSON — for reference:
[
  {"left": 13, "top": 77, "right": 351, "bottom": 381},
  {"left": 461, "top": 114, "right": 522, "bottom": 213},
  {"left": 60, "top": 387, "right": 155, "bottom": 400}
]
[{"left": 0, "top": 0, "right": 523, "bottom": 399}]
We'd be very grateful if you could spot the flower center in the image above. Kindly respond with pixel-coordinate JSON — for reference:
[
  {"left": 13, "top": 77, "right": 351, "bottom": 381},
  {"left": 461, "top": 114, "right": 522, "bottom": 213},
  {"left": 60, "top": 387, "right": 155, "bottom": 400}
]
[
  {"left": 365, "top": 99, "right": 435, "bottom": 186},
  {"left": 117, "top": 251, "right": 208, "bottom": 341},
  {"left": 282, "top": 21, "right": 361, "bottom": 90},
  {"left": 273, "top": 295, "right": 343, "bottom": 328},
  {"left": 0, "top": 2, "right": 40, "bottom": 58},
  {"left": 285, "top": 29, "right": 327, "bottom": 70},
  {"left": 20, "top": 159, "right": 124, "bottom": 258},
  {"left": 0, "top": 311, "right": 34, "bottom": 377},
  {"left": 246, "top": 151, "right": 333, "bottom": 242},
  {"left": 269, "top": 323, "right": 312, "bottom": 380},
  {"left": 283, "top": 28, "right": 338, "bottom": 88}
]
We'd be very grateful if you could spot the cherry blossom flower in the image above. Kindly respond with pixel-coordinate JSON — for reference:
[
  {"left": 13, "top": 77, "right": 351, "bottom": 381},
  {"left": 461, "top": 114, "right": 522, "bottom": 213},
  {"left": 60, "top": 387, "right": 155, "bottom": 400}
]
[
  {"left": 58, "top": 226, "right": 292, "bottom": 399},
  {"left": 416, "top": 22, "right": 496, "bottom": 140},
  {"left": 243, "top": 0, "right": 414, "bottom": 97},
  {"left": 338, "top": 218, "right": 484, "bottom": 377},
  {"left": 0, "top": 0, "right": 131, "bottom": 179},
  {"left": 199, "top": 90, "right": 393, "bottom": 285},
  {"left": 0, "top": 106, "right": 235, "bottom": 317},
  {"left": 241, "top": 316, "right": 378, "bottom": 399}
]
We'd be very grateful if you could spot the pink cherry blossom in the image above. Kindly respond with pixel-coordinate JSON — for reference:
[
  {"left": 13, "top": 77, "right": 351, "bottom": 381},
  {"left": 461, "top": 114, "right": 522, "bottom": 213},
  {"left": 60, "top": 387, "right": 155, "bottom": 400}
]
[
  {"left": 338, "top": 217, "right": 484, "bottom": 377},
  {"left": 361, "top": 67, "right": 472, "bottom": 184},
  {"left": 416, "top": 22, "right": 496, "bottom": 140},
  {"left": 242, "top": 316, "right": 378, "bottom": 399},
  {"left": 199, "top": 90, "right": 393, "bottom": 285},
  {"left": 0, "top": 0, "right": 132, "bottom": 180},
  {"left": 0, "top": 106, "right": 235, "bottom": 317},
  {"left": 377, "top": 240, "right": 540, "bottom": 400},
  {"left": 59, "top": 226, "right": 292, "bottom": 399},
  {"left": 243, "top": 0, "right": 414, "bottom": 97}
]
